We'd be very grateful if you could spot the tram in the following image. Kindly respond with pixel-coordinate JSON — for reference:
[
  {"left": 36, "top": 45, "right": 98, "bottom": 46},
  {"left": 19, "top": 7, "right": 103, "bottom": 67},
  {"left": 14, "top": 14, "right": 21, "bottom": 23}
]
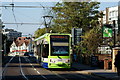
[{"left": 34, "top": 33, "right": 72, "bottom": 68}]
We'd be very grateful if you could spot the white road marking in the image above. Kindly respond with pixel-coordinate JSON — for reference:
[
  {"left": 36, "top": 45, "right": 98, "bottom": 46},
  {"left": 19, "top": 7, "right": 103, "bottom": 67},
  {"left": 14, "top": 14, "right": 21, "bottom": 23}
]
[
  {"left": 19, "top": 56, "right": 29, "bottom": 80},
  {"left": 37, "top": 71, "right": 40, "bottom": 74},
  {"left": 34, "top": 68, "right": 36, "bottom": 70},
  {"left": 24, "top": 57, "right": 48, "bottom": 80},
  {"left": 52, "top": 71, "right": 68, "bottom": 80}
]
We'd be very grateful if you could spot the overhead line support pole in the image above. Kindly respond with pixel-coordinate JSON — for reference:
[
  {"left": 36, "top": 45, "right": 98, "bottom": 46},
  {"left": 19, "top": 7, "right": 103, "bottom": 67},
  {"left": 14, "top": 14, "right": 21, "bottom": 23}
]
[{"left": 113, "top": 20, "right": 116, "bottom": 47}]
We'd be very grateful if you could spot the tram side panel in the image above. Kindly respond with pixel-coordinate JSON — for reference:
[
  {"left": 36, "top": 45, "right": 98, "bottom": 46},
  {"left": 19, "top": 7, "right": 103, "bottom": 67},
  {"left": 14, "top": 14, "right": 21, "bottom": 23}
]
[{"left": 34, "top": 33, "right": 72, "bottom": 68}]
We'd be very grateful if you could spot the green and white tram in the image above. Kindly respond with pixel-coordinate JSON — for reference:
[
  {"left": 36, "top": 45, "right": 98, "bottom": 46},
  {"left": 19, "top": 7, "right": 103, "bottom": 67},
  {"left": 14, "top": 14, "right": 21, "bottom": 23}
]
[{"left": 34, "top": 33, "right": 72, "bottom": 68}]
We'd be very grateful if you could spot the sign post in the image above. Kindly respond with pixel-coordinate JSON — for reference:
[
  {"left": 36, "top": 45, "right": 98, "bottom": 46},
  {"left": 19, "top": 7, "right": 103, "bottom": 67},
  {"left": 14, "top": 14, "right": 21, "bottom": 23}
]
[
  {"left": 103, "top": 25, "right": 112, "bottom": 38},
  {"left": 72, "top": 28, "right": 82, "bottom": 45}
]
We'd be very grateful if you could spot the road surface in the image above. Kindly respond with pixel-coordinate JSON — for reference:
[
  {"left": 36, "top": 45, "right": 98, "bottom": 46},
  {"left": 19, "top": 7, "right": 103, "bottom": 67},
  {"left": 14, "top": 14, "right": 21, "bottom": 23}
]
[{"left": 2, "top": 56, "right": 105, "bottom": 80}]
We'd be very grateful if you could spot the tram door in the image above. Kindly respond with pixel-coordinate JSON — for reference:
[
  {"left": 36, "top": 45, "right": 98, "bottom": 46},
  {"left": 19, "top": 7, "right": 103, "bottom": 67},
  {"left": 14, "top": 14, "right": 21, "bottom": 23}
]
[
  {"left": 41, "top": 44, "right": 49, "bottom": 58},
  {"left": 37, "top": 44, "right": 41, "bottom": 62}
]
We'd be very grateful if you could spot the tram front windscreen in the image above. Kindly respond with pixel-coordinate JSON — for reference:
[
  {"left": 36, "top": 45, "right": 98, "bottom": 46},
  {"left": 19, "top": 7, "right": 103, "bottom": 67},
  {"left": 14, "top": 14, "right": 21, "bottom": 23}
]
[{"left": 50, "top": 35, "right": 69, "bottom": 56}]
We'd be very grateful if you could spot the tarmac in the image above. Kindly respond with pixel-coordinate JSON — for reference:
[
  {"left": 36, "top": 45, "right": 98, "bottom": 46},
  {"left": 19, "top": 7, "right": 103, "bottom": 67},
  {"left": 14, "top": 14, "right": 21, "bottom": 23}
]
[{"left": 72, "top": 62, "right": 120, "bottom": 80}]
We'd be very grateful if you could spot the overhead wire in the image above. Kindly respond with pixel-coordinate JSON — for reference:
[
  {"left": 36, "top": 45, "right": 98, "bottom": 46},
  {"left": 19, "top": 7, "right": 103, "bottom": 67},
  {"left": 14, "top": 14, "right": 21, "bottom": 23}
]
[
  {"left": 3, "top": 2, "right": 61, "bottom": 35},
  {"left": 4, "top": 3, "right": 42, "bottom": 25},
  {"left": 13, "top": 10, "right": 39, "bottom": 23},
  {"left": 10, "top": 0, "right": 14, "bottom": 11},
  {"left": 46, "top": 0, "right": 62, "bottom": 16},
  {"left": 10, "top": 0, "right": 19, "bottom": 30},
  {"left": 11, "top": 2, "right": 46, "bottom": 26},
  {"left": 12, "top": 7, "right": 19, "bottom": 29},
  {"left": 46, "top": 3, "right": 57, "bottom": 16},
  {"left": 34, "top": 3, "right": 46, "bottom": 25},
  {"left": 28, "top": 2, "right": 52, "bottom": 29},
  {"left": 5, "top": 8, "right": 23, "bottom": 24},
  {"left": 44, "top": 1, "right": 60, "bottom": 27},
  {"left": 6, "top": 5, "right": 45, "bottom": 28},
  {"left": 3, "top": 6, "right": 44, "bottom": 26},
  {"left": 35, "top": 2, "right": 60, "bottom": 30},
  {"left": 0, "top": 5, "right": 53, "bottom": 8},
  {"left": 3, "top": 2, "right": 60, "bottom": 30},
  {"left": 3, "top": 23, "right": 43, "bottom": 25},
  {"left": 4, "top": 2, "right": 40, "bottom": 26}
]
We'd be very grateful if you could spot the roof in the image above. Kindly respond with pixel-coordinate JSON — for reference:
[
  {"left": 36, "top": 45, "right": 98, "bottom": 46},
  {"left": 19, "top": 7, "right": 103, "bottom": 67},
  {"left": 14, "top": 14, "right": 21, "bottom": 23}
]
[
  {"left": 34, "top": 33, "right": 71, "bottom": 41},
  {"left": 34, "top": 33, "right": 47, "bottom": 41},
  {"left": 15, "top": 37, "right": 31, "bottom": 46}
]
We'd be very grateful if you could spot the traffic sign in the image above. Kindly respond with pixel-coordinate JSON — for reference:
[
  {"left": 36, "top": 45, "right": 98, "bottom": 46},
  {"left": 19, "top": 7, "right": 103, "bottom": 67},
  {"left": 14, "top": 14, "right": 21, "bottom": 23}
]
[{"left": 72, "top": 28, "right": 82, "bottom": 45}]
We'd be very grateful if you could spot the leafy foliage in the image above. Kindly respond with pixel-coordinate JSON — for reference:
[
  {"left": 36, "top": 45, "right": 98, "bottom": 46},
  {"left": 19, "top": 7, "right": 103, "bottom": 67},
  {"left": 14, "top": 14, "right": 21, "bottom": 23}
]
[
  {"left": 80, "top": 27, "right": 102, "bottom": 55},
  {"left": 52, "top": 2, "right": 102, "bottom": 33},
  {"left": 34, "top": 2, "right": 104, "bottom": 55},
  {"left": 34, "top": 28, "right": 46, "bottom": 38}
]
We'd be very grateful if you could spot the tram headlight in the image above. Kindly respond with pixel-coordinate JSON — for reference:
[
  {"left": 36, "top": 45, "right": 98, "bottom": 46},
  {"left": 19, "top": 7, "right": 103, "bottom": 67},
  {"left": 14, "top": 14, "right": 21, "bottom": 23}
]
[
  {"left": 50, "top": 59, "right": 55, "bottom": 63},
  {"left": 65, "top": 59, "right": 70, "bottom": 63}
]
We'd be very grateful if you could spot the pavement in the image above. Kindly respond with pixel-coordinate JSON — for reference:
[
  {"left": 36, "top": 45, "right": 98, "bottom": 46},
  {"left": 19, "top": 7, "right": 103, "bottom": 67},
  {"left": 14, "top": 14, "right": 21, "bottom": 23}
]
[{"left": 72, "top": 62, "right": 120, "bottom": 80}]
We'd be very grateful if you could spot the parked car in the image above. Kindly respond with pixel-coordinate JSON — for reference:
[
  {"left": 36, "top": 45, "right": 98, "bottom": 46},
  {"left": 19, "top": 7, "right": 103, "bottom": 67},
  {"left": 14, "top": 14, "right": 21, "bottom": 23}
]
[
  {"left": 24, "top": 52, "right": 34, "bottom": 57},
  {"left": 29, "top": 52, "right": 34, "bottom": 57},
  {"left": 24, "top": 52, "right": 29, "bottom": 56}
]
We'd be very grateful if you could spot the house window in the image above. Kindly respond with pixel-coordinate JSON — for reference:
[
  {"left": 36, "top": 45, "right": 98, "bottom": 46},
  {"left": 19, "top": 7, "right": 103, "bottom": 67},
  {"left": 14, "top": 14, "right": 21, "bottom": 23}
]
[
  {"left": 109, "top": 12, "right": 111, "bottom": 17},
  {"left": 109, "top": 18, "right": 111, "bottom": 20},
  {"left": 116, "top": 11, "right": 118, "bottom": 16},
  {"left": 103, "top": 16, "right": 106, "bottom": 20},
  {"left": 111, "top": 11, "right": 115, "bottom": 17}
]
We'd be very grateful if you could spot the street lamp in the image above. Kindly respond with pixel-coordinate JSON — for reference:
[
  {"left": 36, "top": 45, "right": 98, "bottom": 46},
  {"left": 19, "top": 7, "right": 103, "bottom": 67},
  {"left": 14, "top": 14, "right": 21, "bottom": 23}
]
[{"left": 43, "top": 16, "right": 53, "bottom": 33}]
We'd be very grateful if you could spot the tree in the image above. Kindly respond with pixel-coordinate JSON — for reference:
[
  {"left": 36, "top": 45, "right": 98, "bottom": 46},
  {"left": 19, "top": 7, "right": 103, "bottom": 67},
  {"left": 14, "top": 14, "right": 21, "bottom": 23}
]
[
  {"left": 34, "top": 28, "right": 46, "bottom": 38},
  {"left": 52, "top": 2, "right": 102, "bottom": 33},
  {"left": 50, "top": 2, "right": 104, "bottom": 55},
  {"left": 80, "top": 27, "right": 102, "bottom": 55}
]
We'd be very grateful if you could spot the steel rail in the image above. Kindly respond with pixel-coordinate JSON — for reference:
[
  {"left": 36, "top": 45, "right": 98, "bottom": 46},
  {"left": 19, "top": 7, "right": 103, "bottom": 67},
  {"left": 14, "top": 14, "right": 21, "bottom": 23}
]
[
  {"left": 19, "top": 56, "right": 29, "bottom": 80},
  {"left": 2, "top": 56, "right": 15, "bottom": 74},
  {"left": 23, "top": 57, "right": 48, "bottom": 80},
  {"left": 24, "top": 57, "right": 68, "bottom": 80},
  {"left": 50, "top": 70, "right": 69, "bottom": 80},
  {"left": 2, "top": 56, "right": 15, "bottom": 80}
]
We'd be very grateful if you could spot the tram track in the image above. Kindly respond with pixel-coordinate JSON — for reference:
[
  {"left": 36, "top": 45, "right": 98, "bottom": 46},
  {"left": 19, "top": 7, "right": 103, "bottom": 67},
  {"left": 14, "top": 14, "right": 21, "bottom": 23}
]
[
  {"left": 2, "top": 56, "right": 105, "bottom": 80},
  {"left": 2, "top": 56, "right": 15, "bottom": 79},
  {"left": 23, "top": 56, "right": 68, "bottom": 80},
  {"left": 2, "top": 56, "right": 29, "bottom": 80},
  {"left": 19, "top": 56, "right": 29, "bottom": 80},
  {"left": 23, "top": 57, "right": 48, "bottom": 80}
]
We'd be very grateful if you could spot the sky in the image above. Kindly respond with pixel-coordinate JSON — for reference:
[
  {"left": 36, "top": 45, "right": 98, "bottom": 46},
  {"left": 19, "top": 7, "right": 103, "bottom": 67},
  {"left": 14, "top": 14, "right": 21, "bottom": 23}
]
[
  {"left": 1, "top": 0, "right": 120, "bottom": 2},
  {"left": 2, "top": 2, "right": 56, "bottom": 35},
  {"left": 1, "top": 1, "right": 120, "bottom": 36}
]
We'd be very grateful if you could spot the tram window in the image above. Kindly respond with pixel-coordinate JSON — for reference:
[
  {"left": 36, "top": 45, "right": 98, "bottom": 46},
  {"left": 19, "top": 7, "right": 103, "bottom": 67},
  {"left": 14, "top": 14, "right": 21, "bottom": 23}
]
[
  {"left": 37, "top": 45, "right": 40, "bottom": 55},
  {"left": 51, "top": 46, "right": 69, "bottom": 56},
  {"left": 42, "top": 44, "right": 49, "bottom": 58}
]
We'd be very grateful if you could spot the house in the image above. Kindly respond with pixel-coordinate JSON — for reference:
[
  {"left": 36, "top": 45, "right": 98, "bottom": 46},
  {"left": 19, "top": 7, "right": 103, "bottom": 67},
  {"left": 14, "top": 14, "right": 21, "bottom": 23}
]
[
  {"left": 99, "top": 6, "right": 119, "bottom": 35},
  {"left": 9, "top": 37, "right": 31, "bottom": 56},
  {"left": 3, "top": 28, "right": 22, "bottom": 41}
]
